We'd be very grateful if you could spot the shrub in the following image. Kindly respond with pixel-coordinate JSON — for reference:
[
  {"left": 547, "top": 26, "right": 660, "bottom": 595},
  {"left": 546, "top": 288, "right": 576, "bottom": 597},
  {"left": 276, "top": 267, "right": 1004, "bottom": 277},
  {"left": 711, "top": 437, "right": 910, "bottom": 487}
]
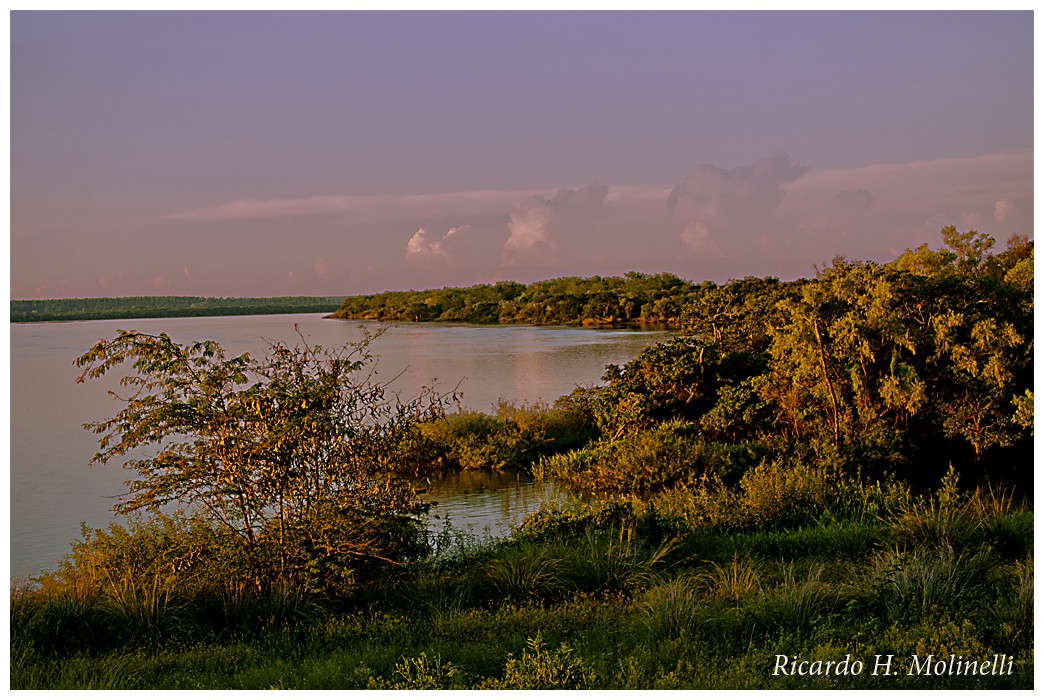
[
  {"left": 736, "top": 459, "right": 829, "bottom": 529},
  {"left": 480, "top": 633, "right": 596, "bottom": 689},
  {"left": 537, "top": 419, "right": 724, "bottom": 494},
  {"left": 417, "top": 400, "right": 592, "bottom": 473},
  {"left": 372, "top": 653, "right": 464, "bottom": 690},
  {"left": 74, "top": 329, "right": 449, "bottom": 596}
]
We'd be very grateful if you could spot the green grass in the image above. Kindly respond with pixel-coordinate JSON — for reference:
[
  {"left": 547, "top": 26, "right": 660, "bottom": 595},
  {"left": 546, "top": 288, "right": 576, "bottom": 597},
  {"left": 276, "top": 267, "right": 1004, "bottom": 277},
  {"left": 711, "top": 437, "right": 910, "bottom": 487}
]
[{"left": 12, "top": 480, "right": 1033, "bottom": 690}]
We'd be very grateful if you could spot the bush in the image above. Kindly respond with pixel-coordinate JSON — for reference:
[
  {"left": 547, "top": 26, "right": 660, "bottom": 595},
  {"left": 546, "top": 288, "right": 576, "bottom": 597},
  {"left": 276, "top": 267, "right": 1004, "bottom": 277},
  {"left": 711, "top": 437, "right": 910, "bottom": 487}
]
[
  {"left": 480, "top": 633, "right": 597, "bottom": 689},
  {"left": 537, "top": 419, "right": 729, "bottom": 494},
  {"left": 73, "top": 329, "right": 449, "bottom": 597},
  {"left": 416, "top": 400, "right": 593, "bottom": 473}
]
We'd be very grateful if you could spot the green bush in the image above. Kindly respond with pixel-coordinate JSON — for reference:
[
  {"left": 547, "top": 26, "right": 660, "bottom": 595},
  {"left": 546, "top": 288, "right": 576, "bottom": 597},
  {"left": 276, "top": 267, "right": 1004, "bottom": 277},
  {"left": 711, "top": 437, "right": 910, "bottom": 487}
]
[
  {"left": 372, "top": 652, "right": 464, "bottom": 690},
  {"left": 416, "top": 400, "right": 593, "bottom": 473},
  {"left": 537, "top": 419, "right": 728, "bottom": 494},
  {"left": 480, "top": 633, "right": 597, "bottom": 689}
]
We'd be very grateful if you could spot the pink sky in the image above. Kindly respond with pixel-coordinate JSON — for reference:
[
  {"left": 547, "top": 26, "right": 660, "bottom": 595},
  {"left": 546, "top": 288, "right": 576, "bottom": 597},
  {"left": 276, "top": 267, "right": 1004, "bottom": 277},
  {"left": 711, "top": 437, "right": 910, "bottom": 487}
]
[{"left": 9, "top": 11, "right": 1034, "bottom": 299}]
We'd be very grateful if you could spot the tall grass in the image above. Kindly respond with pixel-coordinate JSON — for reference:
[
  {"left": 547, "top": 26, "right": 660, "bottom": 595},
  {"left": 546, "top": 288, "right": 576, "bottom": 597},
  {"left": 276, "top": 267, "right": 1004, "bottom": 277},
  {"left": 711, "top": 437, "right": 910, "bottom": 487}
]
[
  {"left": 698, "top": 553, "right": 762, "bottom": 604},
  {"left": 640, "top": 574, "right": 702, "bottom": 639},
  {"left": 872, "top": 544, "right": 994, "bottom": 618},
  {"left": 746, "top": 563, "right": 837, "bottom": 636},
  {"left": 566, "top": 525, "right": 675, "bottom": 593},
  {"left": 481, "top": 541, "right": 565, "bottom": 602}
]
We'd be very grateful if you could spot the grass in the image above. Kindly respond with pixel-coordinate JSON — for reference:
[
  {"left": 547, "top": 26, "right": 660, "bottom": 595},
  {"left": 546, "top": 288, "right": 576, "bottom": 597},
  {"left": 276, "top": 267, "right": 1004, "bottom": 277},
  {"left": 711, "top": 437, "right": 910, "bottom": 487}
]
[{"left": 11, "top": 481, "right": 1034, "bottom": 690}]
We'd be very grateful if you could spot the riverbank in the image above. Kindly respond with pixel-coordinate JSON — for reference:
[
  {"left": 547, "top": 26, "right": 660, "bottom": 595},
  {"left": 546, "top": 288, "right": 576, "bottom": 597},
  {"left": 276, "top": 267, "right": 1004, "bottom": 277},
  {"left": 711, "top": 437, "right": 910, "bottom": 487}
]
[{"left": 11, "top": 478, "right": 1034, "bottom": 690}]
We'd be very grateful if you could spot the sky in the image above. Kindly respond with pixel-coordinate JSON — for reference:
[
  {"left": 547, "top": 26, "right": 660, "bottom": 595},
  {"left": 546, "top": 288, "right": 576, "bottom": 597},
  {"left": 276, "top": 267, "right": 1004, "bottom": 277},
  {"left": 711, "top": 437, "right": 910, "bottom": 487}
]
[{"left": 8, "top": 10, "right": 1035, "bottom": 299}]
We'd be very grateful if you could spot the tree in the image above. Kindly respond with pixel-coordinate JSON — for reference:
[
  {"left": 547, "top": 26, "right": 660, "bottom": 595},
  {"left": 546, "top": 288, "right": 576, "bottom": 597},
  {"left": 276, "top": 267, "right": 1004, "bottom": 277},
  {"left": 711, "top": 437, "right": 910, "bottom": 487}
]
[{"left": 75, "top": 327, "right": 453, "bottom": 594}]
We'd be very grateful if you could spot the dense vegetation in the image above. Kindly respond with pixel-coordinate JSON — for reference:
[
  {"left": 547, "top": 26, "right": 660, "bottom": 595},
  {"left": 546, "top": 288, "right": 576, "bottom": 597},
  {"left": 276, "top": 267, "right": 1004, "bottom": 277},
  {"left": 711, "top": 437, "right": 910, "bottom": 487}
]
[
  {"left": 330, "top": 272, "right": 699, "bottom": 325},
  {"left": 10, "top": 296, "right": 346, "bottom": 322},
  {"left": 11, "top": 227, "right": 1033, "bottom": 689}
]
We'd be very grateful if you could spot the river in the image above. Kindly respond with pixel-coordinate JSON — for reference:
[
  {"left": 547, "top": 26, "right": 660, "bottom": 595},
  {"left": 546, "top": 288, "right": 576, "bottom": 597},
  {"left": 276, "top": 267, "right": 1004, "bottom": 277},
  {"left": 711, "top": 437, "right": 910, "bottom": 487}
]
[{"left": 9, "top": 313, "right": 671, "bottom": 579}]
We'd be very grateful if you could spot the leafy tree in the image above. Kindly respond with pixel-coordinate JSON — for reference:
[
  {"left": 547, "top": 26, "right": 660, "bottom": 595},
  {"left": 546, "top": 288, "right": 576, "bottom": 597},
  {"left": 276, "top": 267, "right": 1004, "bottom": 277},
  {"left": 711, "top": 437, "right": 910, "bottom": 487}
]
[{"left": 75, "top": 327, "right": 453, "bottom": 594}]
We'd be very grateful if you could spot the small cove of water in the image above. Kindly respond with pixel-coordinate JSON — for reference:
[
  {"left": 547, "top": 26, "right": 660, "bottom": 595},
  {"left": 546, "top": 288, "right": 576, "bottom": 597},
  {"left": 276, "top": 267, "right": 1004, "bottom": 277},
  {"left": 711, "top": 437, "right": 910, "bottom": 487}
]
[
  {"left": 420, "top": 470, "right": 571, "bottom": 547},
  {"left": 9, "top": 314, "right": 672, "bottom": 579}
]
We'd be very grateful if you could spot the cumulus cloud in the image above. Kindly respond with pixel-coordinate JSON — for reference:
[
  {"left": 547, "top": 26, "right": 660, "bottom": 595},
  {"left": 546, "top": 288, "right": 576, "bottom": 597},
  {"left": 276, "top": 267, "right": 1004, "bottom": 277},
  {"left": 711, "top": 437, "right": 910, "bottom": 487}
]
[
  {"left": 406, "top": 224, "right": 473, "bottom": 261},
  {"left": 503, "top": 185, "right": 609, "bottom": 267},
  {"left": 991, "top": 198, "right": 1030, "bottom": 235},
  {"left": 667, "top": 152, "right": 808, "bottom": 256}
]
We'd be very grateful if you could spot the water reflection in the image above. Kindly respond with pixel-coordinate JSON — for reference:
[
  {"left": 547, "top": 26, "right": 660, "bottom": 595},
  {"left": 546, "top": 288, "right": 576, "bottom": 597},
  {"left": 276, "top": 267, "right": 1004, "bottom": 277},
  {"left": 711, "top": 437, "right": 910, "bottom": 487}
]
[{"left": 420, "top": 471, "right": 569, "bottom": 542}]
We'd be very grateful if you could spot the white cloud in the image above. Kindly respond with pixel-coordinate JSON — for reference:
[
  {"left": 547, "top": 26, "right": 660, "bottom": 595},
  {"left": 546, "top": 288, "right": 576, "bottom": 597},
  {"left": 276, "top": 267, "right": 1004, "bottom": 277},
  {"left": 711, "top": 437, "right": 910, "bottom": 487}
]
[
  {"left": 406, "top": 224, "right": 474, "bottom": 262},
  {"left": 503, "top": 185, "right": 609, "bottom": 268}
]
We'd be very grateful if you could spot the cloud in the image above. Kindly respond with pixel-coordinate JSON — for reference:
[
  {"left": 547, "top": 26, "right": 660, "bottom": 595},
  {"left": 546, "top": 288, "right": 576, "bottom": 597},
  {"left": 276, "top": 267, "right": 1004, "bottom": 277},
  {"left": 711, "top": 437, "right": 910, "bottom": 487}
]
[
  {"left": 777, "top": 151, "right": 1033, "bottom": 259},
  {"left": 164, "top": 190, "right": 542, "bottom": 226},
  {"left": 503, "top": 185, "right": 609, "bottom": 268},
  {"left": 667, "top": 152, "right": 808, "bottom": 255},
  {"left": 994, "top": 199, "right": 1015, "bottom": 223},
  {"left": 406, "top": 224, "right": 474, "bottom": 261}
]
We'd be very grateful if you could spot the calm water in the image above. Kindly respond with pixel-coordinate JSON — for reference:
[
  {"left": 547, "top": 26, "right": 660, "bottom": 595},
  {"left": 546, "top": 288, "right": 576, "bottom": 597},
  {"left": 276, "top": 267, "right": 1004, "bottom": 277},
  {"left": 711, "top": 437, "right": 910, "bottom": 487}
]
[{"left": 9, "top": 314, "right": 670, "bottom": 579}]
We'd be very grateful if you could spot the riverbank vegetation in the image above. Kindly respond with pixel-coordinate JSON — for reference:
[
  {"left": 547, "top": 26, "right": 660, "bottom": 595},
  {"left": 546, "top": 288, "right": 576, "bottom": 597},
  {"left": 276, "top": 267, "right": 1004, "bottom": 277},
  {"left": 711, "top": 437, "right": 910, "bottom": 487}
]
[
  {"left": 329, "top": 271, "right": 698, "bottom": 326},
  {"left": 10, "top": 296, "right": 346, "bottom": 322},
  {"left": 11, "top": 228, "right": 1033, "bottom": 689}
]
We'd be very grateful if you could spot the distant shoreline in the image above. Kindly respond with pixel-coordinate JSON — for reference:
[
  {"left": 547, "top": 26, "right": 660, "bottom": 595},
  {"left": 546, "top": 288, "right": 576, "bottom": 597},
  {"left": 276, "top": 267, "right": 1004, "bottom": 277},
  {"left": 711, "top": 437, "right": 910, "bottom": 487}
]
[{"left": 10, "top": 296, "right": 346, "bottom": 323}]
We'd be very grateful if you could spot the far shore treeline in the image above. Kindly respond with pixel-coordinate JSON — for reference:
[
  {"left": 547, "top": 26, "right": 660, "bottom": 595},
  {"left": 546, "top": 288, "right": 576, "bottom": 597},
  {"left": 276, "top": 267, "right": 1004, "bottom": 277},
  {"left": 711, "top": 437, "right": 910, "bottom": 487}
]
[
  {"left": 329, "top": 272, "right": 695, "bottom": 326},
  {"left": 9, "top": 296, "right": 347, "bottom": 322}
]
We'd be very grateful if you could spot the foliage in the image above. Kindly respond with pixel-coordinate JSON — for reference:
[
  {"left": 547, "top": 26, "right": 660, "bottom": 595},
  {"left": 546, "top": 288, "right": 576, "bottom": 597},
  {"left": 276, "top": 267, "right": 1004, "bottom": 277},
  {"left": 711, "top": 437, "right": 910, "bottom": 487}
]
[
  {"left": 582, "top": 227, "right": 1032, "bottom": 491},
  {"left": 480, "top": 633, "right": 597, "bottom": 689},
  {"left": 414, "top": 399, "right": 595, "bottom": 474},
  {"left": 74, "top": 327, "right": 453, "bottom": 594},
  {"left": 331, "top": 272, "right": 698, "bottom": 326},
  {"left": 13, "top": 479, "right": 1034, "bottom": 689}
]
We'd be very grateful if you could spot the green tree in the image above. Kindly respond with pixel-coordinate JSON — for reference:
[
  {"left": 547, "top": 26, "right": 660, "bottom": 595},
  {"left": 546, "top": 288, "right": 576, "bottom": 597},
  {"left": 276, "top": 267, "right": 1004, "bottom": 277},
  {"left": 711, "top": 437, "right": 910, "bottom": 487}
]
[{"left": 75, "top": 327, "right": 453, "bottom": 594}]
